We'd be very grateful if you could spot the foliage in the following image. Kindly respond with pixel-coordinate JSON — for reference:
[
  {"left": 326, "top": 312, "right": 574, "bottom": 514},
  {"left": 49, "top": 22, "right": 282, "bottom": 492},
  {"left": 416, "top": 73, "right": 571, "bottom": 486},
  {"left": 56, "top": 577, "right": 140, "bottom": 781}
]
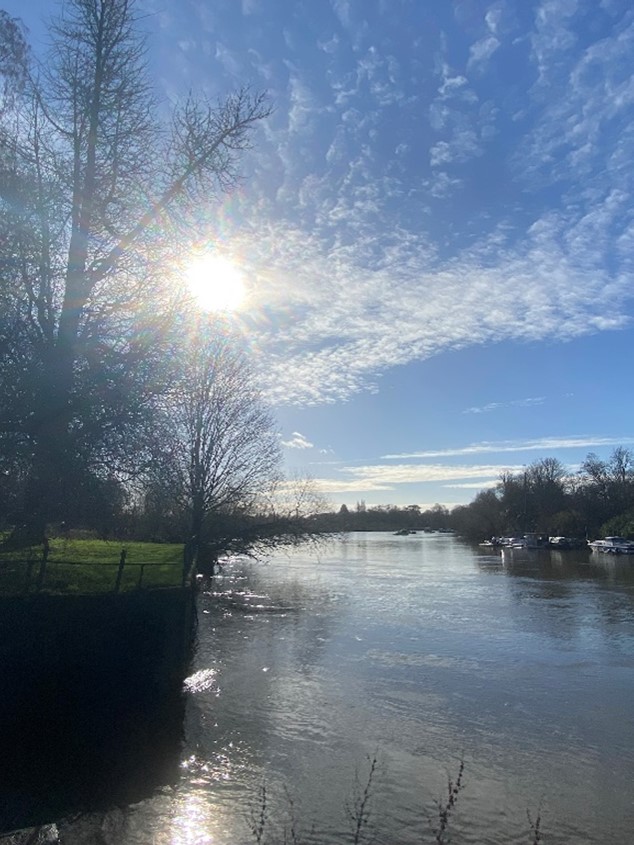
[
  {"left": 599, "top": 509, "right": 634, "bottom": 539},
  {"left": 449, "top": 448, "right": 634, "bottom": 542},
  {"left": 312, "top": 502, "right": 452, "bottom": 534},
  {"left": 0, "top": 10, "right": 29, "bottom": 113},
  {"left": 0, "top": 0, "right": 270, "bottom": 540},
  {"left": 307, "top": 448, "right": 634, "bottom": 543}
]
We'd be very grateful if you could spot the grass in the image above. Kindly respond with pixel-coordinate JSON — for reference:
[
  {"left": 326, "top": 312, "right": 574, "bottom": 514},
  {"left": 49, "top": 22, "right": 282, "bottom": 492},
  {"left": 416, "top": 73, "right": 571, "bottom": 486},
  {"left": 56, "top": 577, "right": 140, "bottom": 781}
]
[{"left": 0, "top": 537, "right": 185, "bottom": 595}]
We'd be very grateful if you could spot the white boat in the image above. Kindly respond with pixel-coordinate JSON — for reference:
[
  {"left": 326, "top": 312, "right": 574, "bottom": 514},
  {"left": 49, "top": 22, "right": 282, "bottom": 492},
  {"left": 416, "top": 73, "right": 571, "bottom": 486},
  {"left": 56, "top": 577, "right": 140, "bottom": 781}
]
[
  {"left": 498, "top": 536, "right": 523, "bottom": 547},
  {"left": 548, "top": 536, "right": 586, "bottom": 550},
  {"left": 507, "top": 533, "right": 548, "bottom": 549},
  {"left": 587, "top": 536, "right": 634, "bottom": 554}
]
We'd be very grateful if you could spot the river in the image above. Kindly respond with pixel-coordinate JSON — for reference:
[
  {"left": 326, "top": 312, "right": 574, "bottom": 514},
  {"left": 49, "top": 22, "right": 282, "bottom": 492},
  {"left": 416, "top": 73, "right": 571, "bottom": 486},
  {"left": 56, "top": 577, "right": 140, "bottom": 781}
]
[{"left": 9, "top": 532, "right": 634, "bottom": 844}]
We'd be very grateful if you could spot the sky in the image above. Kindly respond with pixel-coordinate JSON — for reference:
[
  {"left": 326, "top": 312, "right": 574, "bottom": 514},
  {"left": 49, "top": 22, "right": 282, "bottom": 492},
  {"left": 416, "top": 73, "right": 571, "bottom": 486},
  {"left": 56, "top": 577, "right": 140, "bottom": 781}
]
[{"left": 6, "top": 0, "right": 634, "bottom": 509}]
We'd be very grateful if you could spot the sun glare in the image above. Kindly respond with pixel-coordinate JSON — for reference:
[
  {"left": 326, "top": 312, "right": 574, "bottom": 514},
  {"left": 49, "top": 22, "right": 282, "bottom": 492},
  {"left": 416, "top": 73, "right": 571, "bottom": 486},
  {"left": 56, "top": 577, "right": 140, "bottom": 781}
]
[{"left": 185, "top": 254, "right": 246, "bottom": 312}]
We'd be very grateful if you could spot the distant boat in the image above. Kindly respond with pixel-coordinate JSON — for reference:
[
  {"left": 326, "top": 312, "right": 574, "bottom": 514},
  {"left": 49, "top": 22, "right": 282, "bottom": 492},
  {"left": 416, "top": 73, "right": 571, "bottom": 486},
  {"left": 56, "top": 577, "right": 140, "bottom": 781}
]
[
  {"left": 503, "top": 533, "right": 548, "bottom": 549},
  {"left": 497, "top": 536, "right": 524, "bottom": 547},
  {"left": 587, "top": 536, "right": 634, "bottom": 554},
  {"left": 394, "top": 529, "right": 416, "bottom": 535},
  {"left": 548, "top": 536, "right": 586, "bottom": 550}
]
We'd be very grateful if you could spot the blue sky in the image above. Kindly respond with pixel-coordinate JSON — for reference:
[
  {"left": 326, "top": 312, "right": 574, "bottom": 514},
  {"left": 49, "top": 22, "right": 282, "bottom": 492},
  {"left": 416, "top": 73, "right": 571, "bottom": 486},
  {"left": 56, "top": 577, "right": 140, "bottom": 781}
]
[{"left": 8, "top": 0, "right": 634, "bottom": 509}]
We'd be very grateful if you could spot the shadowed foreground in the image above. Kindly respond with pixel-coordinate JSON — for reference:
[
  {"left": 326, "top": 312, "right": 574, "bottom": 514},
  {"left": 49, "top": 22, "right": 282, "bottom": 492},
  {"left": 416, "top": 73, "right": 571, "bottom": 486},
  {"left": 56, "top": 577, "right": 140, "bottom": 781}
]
[{"left": 0, "top": 589, "right": 195, "bottom": 833}]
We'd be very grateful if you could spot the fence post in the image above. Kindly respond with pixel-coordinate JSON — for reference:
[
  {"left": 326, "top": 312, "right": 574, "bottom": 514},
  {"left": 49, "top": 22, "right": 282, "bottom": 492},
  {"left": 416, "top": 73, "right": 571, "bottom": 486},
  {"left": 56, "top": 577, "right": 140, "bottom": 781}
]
[
  {"left": 114, "top": 548, "right": 126, "bottom": 593},
  {"left": 24, "top": 560, "right": 34, "bottom": 594},
  {"left": 182, "top": 537, "right": 197, "bottom": 587},
  {"left": 36, "top": 538, "right": 50, "bottom": 593}
]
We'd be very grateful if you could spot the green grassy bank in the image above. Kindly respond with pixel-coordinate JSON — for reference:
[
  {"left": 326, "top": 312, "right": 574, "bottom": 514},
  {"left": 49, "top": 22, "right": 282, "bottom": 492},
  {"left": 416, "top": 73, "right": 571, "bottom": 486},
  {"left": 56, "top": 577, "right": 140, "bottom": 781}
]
[{"left": 0, "top": 538, "right": 185, "bottom": 595}]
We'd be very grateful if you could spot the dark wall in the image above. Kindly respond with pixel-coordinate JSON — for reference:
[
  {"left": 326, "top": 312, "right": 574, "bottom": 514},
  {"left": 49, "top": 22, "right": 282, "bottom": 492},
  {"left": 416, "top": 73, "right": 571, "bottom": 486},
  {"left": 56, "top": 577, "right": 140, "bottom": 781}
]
[{"left": 0, "top": 589, "right": 196, "bottom": 832}]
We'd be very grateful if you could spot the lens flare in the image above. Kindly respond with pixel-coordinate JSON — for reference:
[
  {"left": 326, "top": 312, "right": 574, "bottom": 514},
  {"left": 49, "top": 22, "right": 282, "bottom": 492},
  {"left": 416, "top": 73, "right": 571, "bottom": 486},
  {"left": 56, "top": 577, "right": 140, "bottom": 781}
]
[{"left": 185, "top": 255, "right": 246, "bottom": 312}]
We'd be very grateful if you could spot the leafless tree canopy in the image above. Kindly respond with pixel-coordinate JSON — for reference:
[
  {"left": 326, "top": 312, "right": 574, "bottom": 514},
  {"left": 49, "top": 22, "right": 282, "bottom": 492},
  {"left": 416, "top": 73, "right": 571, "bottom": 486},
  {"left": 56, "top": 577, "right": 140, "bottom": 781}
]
[{"left": 161, "top": 321, "right": 282, "bottom": 547}]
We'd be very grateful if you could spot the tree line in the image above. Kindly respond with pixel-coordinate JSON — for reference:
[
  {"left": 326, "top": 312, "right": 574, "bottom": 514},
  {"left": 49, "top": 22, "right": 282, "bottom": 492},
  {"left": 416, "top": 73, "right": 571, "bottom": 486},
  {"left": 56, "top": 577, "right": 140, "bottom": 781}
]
[
  {"left": 303, "top": 448, "right": 634, "bottom": 543},
  {"left": 0, "top": 0, "right": 324, "bottom": 568},
  {"left": 449, "top": 449, "right": 634, "bottom": 542},
  {"left": 309, "top": 501, "right": 452, "bottom": 533}
]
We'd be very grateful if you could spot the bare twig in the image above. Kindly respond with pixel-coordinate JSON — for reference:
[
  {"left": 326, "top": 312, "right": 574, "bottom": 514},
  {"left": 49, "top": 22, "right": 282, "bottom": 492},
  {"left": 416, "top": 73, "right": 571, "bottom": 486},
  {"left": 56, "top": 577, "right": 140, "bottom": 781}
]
[
  {"left": 527, "top": 805, "right": 544, "bottom": 844},
  {"left": 428, "top": 757, "right": 465, "bottom": 844},
  {"left": 249, "top": 783, "right": 268, "bottom": 845},
  {"left": 346, "top": 755, "right": 378, "bottom": 845}
]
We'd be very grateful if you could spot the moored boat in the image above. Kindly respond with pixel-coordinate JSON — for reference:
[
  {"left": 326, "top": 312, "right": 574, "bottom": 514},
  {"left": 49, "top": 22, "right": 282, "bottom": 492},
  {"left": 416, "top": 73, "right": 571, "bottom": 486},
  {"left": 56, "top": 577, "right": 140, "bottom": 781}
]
[
  {"left": 548, "top": 536, "right": 587, "bottom": 550},
  {"left": 587, "top": 536, "right": 634, "bottom": 554}
]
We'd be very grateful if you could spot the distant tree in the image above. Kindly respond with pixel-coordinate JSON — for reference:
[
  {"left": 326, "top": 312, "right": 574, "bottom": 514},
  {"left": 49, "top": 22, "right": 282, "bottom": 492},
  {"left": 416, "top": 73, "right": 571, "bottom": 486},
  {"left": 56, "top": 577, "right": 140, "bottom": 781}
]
[
  {"left": 425, "top": 503, "right": 450, "bottom": 530},
  {"left": 450, "top": 490, "right": 503, "bottom": 541},
  {"left": 526, "top": 457, "right": 567, "bottom": 532},
  {"left": 579, "top": 447, "right": 634, "bottom": 533},
  {"left": 600, "top": 510, "right": 634, "bottom": 540},
  {"left": 609, "top": 446, "right": 633, "bottom": 485},
  {"left": 496, "top": 471, "right": 526, "bottom": 534},
  {"left": 549, "top": 509, "right": 585, "bottom": 538}
]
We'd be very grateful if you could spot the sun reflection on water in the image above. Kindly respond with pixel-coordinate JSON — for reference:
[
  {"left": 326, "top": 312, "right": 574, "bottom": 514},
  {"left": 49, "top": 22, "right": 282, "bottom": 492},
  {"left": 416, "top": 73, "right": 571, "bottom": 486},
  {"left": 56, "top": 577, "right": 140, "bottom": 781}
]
[
  {"left": 183, "top": 667, "right": 220, "bottom": 694},
  {"left": 169, "top": 792, "right": 215, "bottom": 844}
]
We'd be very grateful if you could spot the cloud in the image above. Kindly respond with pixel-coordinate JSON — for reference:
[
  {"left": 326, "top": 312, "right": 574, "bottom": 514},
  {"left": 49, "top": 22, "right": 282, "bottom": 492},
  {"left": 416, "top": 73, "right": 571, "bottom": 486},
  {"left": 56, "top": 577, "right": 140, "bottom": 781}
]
[
  {"left": 426, "top": 47, "right": 493, "bottom": 193},
  {"left": 330, "top": 0, "right": 368, "bottom": 49},
  {"left": 518, "top": 0, "right": 634, "bottom": 199},
  {"left": 281, "top": 431, "right": 314, "bottom": 450},
  {"left": 444, "top": 480, "right": 500, "bottom": 489},
  {"left": 468, "top": 35, "right": 500, "bottom": 71},
  {"left": 222, "top": 205, "right": 634, "bottom": 406},
  {"left": 463, "top": 396, "right": 546, "bottom": 414},
  {"left": 162, "top": 0, "right": 634, "bottom": 410},
  {"left": 211, "top": 41, "right": 244, "bottom": 79},
  {"left": 485, "top": 3, "right": 505, "bottom": 35},
  {"left": 382, "top": 435, "right": 634, "bottom": 460},
  {"left": 312, "top": 462, "right": 525, "bottom": 494}
]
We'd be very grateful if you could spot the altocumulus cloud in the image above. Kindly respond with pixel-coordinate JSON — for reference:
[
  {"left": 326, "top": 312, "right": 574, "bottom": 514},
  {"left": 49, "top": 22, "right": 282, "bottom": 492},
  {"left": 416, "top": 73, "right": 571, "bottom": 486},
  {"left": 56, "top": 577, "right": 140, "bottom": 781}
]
[
  {"left": 281, "top": 431, "right": 314, "bottom": 449},
  {"left": 165, "top": 0, "right": 634, "bottom": 410},
  {"left": 231, "top": 211, "right": 633, "bottom": 407}
]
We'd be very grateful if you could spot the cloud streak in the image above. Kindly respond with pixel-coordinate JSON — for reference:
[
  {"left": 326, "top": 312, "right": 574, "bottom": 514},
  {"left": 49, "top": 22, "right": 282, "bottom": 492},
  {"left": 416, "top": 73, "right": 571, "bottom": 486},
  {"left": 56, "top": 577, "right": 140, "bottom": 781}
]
[
  {"left": 463, "top": 397, "right": 546, "bottom": 414},
  {"left": 382, "top": 435, "right": 634, "bottom": 460},
  {"left": 312, "top": 462, "right": 526, "bottom": 494}
]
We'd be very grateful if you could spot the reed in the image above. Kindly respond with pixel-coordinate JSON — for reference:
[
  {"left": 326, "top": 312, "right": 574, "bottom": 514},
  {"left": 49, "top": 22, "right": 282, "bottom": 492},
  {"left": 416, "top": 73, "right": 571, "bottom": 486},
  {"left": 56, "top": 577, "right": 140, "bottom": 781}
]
[{"left": 244, "top": 758, "right": 547, "bottom": 844}]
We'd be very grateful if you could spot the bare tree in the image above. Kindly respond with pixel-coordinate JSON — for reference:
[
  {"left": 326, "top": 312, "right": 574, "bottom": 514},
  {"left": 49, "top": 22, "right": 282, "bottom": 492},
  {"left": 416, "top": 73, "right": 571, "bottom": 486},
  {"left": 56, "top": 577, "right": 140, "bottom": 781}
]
[
  {"left": 0, "top": 0, "right": 270, "bottom": 540},
  {"left": 162, "top": 320, "right": 282, "bottom": 565}
]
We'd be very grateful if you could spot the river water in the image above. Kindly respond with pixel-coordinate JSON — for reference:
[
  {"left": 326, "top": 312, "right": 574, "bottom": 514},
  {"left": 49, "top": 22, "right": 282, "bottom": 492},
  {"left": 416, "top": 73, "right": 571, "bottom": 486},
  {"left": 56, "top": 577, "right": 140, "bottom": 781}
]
[{"left": 16, "top": 532, "right": 634, "bottom": 844}]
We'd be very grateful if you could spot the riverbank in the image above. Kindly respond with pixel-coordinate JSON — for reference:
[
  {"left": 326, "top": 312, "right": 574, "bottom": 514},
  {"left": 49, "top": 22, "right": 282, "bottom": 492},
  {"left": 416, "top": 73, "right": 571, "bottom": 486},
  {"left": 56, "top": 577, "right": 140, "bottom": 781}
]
[{"left": 0, "top": 538, "right": 184, "bottom": 594}]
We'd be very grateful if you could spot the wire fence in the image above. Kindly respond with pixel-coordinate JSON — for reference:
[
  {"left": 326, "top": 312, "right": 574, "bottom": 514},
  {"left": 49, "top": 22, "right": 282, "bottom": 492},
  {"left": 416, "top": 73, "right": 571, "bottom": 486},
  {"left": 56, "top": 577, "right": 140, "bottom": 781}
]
[{"left": 0, "top": 546, "right": 191, "bottom": 596}]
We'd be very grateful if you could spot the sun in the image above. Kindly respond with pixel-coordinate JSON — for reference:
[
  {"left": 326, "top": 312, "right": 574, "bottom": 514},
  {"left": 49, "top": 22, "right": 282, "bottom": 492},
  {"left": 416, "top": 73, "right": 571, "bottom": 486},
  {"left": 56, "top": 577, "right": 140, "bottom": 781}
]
[{"left": 184, "top": 254, "right": 246, "bottom": 312}]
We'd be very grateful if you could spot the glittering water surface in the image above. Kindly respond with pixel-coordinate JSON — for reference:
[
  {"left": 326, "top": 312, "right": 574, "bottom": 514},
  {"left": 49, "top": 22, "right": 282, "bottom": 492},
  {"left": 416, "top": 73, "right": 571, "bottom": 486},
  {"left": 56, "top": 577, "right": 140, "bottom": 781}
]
[{"left": 60, "top": 534, "right": 634, "bottom": 842}]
